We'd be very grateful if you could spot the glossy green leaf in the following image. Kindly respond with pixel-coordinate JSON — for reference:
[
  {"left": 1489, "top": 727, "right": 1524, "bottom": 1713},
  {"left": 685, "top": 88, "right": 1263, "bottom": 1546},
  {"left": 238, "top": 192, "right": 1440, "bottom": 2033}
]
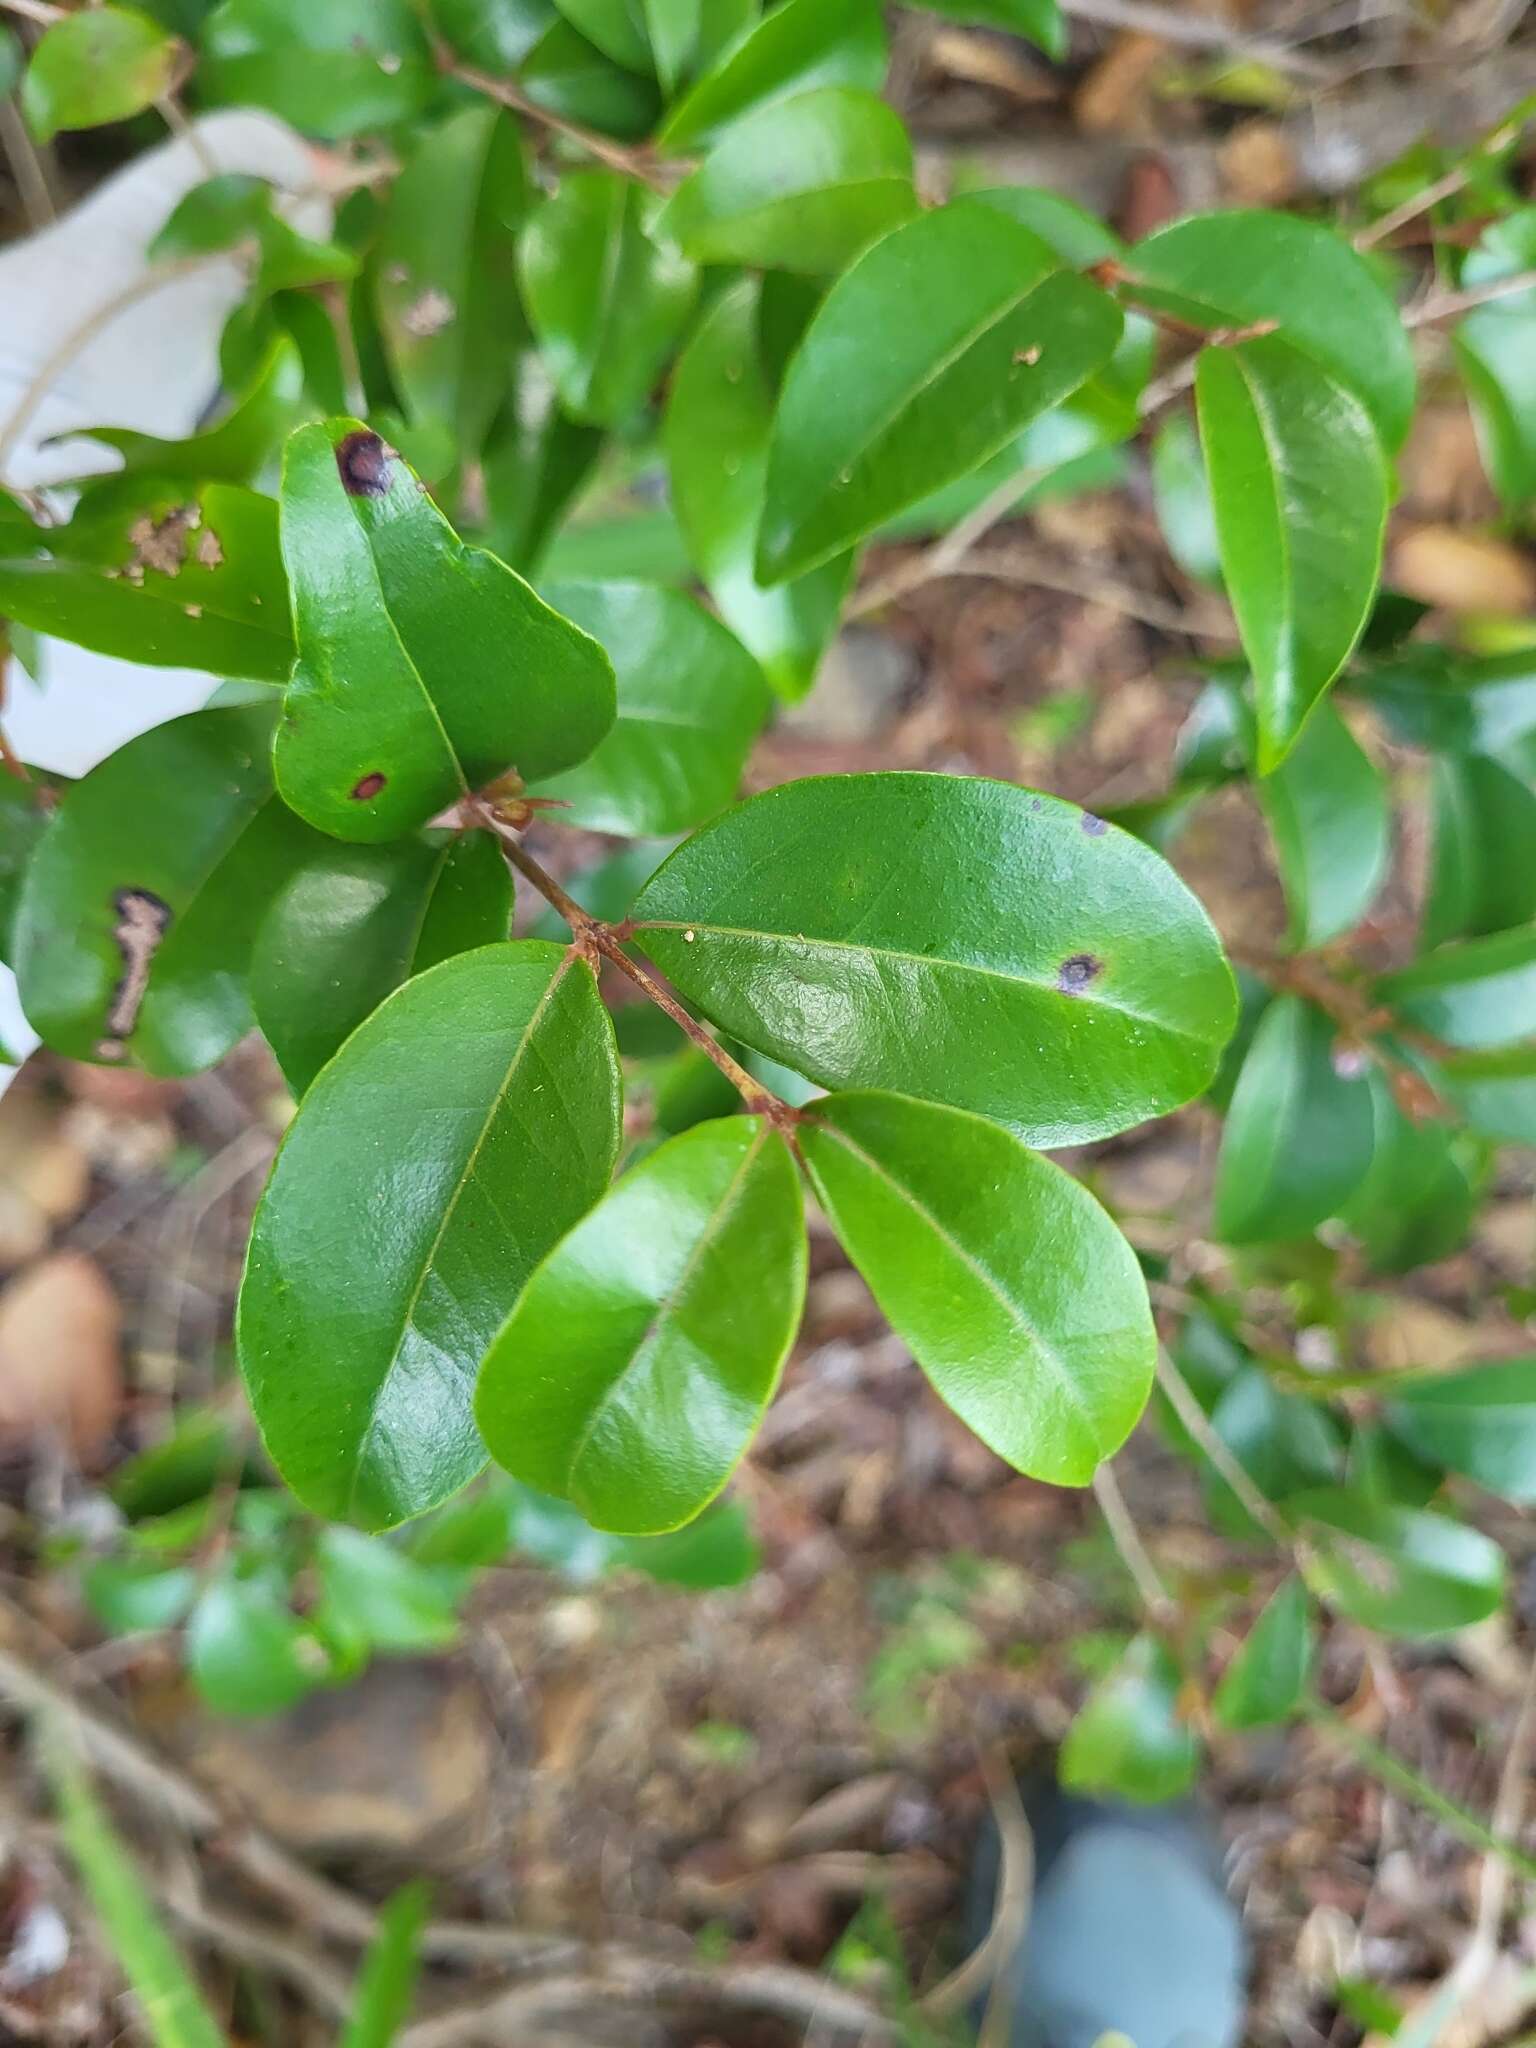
[
  {"left": 1424, "top": 752, "right": 1536, "bottom": 947},
  {"left": 21, "top": 6, "right": 179, "bottom": 141},
  {"left": 1438, "top": 1042, "right": 1536, "bottom": 1143},
  {"left": 800, "top": 1091, "right": 1155, "bottom": 1484},
  {"left": 252, "top": 829, "right": 513, "bottom": 1096},
  {"left": 758, "top": 202, "right": 1123, "bottom": 581},
  {"left": 1378, "top": 924, "right": 1536, "bottom": 1050},
  {"left": 1456, "top": 209, "right": 1536, "bottom": 511},
  {"left": 427, "top": 0, "right": 559, "bottom": 71},
  {"left": 1342, "top": 1072, "right": 1479, "bottom": 1274},
  {"left": 239, "top": 943, "right": 622, "bottom": 1529},
  {"left": 1151, "top": 412, "right": 1222, "bottom": 588},
  {"left": 659, "top": 0, "right": 884, "bottom": 148},
  {"left": 1204, "top": 1365, "right": 1341, "bottom": 1539},
  {"left": 1131, "top": 209, "right": 1415, "bottom": 449},
  {"left": 1348, "top": 1420, "right": 1443, "bottom": 1510},
  {"left": 1357, "top": 645, "right": 1536, "bottom": 759},
  {"left": 375, "top": 107, "right": 527, "bottom": 459},
  {"left": 200, "top": 0, "right": 435, "bottom": 138},
  {"left": 1211, "top": 1577, "right": 1313, "bottom": 1731},
  {"left": 276, "top": 418, "right": 614, "bottom": 841},
  {"left": 907, "top": 0, "right": 1064, "bottom": 56},
  {"left": 315, "top": 1527, "right": 462, "bottom": 1651},
  {"left": 0, "top": 479, "right": 292, "bottom": 679},
  {"left": 519, "top": 172, "right": 697, "bottom": 426},
  {"left": 1212, "top": 996, "right": 1374, "bottom": 1243},
  {"left": 632, "top": 773, "right": 1236, "bottom": 1147},
  {"left": 1386, "top": 1358, "right": 1536, "bottom": 1505},
  {"left": 1258, "top": 700, "right": 1389, "bottom": 950},
  {"left": 12, "top": 704, "right": 322, "bottom": 1074},
  {"left": 641, "top": 0, "right": 699, "bottom": 89},
  {"left": 476, "top": 1116, "right": 805, "bottom": 1533},
  {"left": 665, "top": 278, "right": 853, "bottom": 701},
  {"left": 658, "top": 88, "right": 916, "bottom": 274},
  {"left": 0, "top": 775, "right": 51, "bottom": 964},
  {"left": 482, "top": 390, "right": 604, "bottom": 574},
  {"left": 149, "top": 169, "right": 272, "bottom": 258},
  {"left": 1292, "top": 1489, "right": 1504, "bottom": 1637},
  {"left": 528, "top": 580, "right": 767, "bottom": 834},
  {"left": 77, "top": 334, "right": 305, "bottom": 485},
  {"left": 1196, "top": 336, "right": 1389, "bottom": 771},
  {"left": 1059, "top": 1635, "right": 1199, "bottom": 1805},
  {"left": 111, "top": 1407, "right": 234, "bottom": 1519},
  {"left": 554, "top": 0, "right": 651, "bottom": 70},
  {"left": 82, "top": 1559, "right": 199, "bottom": 1636},
  {"left": 518, "top": 17, "right": 661, "bottom": 135},
  {"left": 47, "top": 1743, "right": 227, "bottom": 2048},
  {"left": 339, "top": 1883, "right": 429, "bottom": 2048},
  {"left": 187, "top": 1576, "right": 322, "bottom": 1715}
]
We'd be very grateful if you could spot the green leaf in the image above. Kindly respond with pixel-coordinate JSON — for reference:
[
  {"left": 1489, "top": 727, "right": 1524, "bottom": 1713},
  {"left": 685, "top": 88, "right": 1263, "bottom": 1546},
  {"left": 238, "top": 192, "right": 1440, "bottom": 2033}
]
[
  {"left": 1150, "top": 412, "right": 1222, "bottom": 588},
  {"left": 1438, "top": 1042, "right": 1536, "bottom": 1144},
  {"left": 239, "top": 942, "right": 622, "bottom": 1529},
  {"left": 21, "top": 7, "right": 179, "bottom": 142},
  {"left": 905, "top": 0, "right": 1065, "bottom": 58},
  {"left": 46, "top": 1742, "right": 227, "bottom": 2048},
  {"left": 1196, "top": 336, "right": 1389, "bottom": 770},
  {"left": 482, "top": 391, "right": 603, "bottom": 574},
  {"left": 1130, "top": 209, "right": 1416, "bottom": 450},
  {"left": 276, "top": 419, "right": 614, "bottom": 841},
  {"left": 1456, "top": 209, "right": 1536, "bottom": 511},
  {"left": 1258, "top": 700, "right": 1389, "bottom": 950},
  {"left": 657, "top": 87, "right": 916, "bottom": 274},
  {"left": 1378, "top": 923, "right": 1536, "bottom": 1050},
  {"left": 186, "top": 1576, "right": 323, "bottom": 1714},
  {"left": 555, "top": 0, "right": 651, "bottom": 70},
  {"left": 428, "top": 0, "right": 558, "bottom": 71},
  {"left": 800, "top": 1091, "right": 1155, "bottom": 1485},
  {"left": 315, "top": 1527, "right": 463, "bottom": 1651},
  {"left": 757, "top": 201, "right": 1123, "bottom": 581},
  {"left": 1357, "top": 644, "right": 1536, "bottom": 759},
  {"left": 12, "top": 704, "right": 323, "bottom": 1074},
  {"left": 617, "top": 1497, "right": 758, "bottom": 1585},
  {"left": 1204, "top": 1365, "right": 1341, "bottom": 1538},
  {"left": 0, "top": 479, "right": 293, "bottom": 680},
  {"left": 111, "top": 1406, "right": 234, "bottom": 1519},
  {"left": 252, "top": 829, "right": 513, "bottom": 1096},
  {"left": 1348, "top": 1420, "right": 1443, "bottom": 1510},
  {"left": 631, "top": 773, "right": 1236, "bottom": 1147},
  {"left": 1386, "top": 1358, "right": 1536, "bottom": 1505},
  {"left": 519, "top": 17, "right": 661, "bottom": 135},
  {"left": 82, "top": 1559, "right": 199, "bottom": 1635},
  {"left": 77, "top": 334, "right": 305, "bottom": 485},
  {"left": 200, "top": 0, "right": 435, "bottom": 139},
  {"left": 518, "top": 172, "right": 697, "bottom": 426},
  {"left": 1342, "top": 1072, "right": 1479, "bottom": 1274},
  {"left": 476, "top": 1116, "right": 805, "bottom": 1533},
  {"left": 665, "top": 278, "right": 853, "bottom": 701},
  {"left": 659, "top": 0, "right": 884, "bottom": 148},
  {"left": 1212, "top": 996, "right": 1375, "bottom": 1243},
  {"left": 0, "top": 775, "right": 51, "bottom": 964},
  {"left": 149, "top": 169, "right": 272, "bottom": 258},
  {"left": 527, "top": 580, "right": 767, "bottom": 833},
  {"left": 1424, "top": 752, "right": 1536, "bottom": 947},
  {"left": 1211, "top": 1577, "right": 1313, "bottom": 1730},
  {"left": 641, "top": 0, "right": 697, "bottom": 90},
  {"left": 339, "top": 1882, "right": 430, "bottom": 2048},
  {"left": 1292, "top": 1489, "right": 1505, "bottom": 1637},
  {"left": 375, "top": 107, "right": 528, "bottom": 460},
  {"left": 1059, "top": 1635, "right": 1199, "bottom": 1804}
]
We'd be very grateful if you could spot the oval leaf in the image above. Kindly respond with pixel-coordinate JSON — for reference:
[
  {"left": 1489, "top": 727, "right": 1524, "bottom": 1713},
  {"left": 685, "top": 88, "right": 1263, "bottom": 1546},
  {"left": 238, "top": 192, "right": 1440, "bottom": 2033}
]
[
  {"left": 239, "top": 942, "right": 623, "bottom": 1529},
  {"left": 1196, "top": 335, "right": 1389, "bottom": 771},
  {"left": 657, "top": 87, "right": 916, "bottom": 274},
  {"left": 476, "top": 1115, "right": 805, "bottom": 1533},
  {"left": 631, "top": 773, "right": 1236, "bottom": 1146},
  {"left": 659, "top": 0, "right": 885, "bottom": 148},
  {"left": 1211, "top": 1576, "right": 1313, "bottom": 1731},
  {"left": 665, "top": 278, "right": 853, "bottom": 701},
  {"left": 252, "top": 828, "right": 513, "bottom": 1095},
  {"left": 1060, "top": 1635, "right": 1200, "bottom": 1805},
  {"left": 758, "top": 201, "right": 1123, "bottom": 581},
  {"left": 1212, "top": 995, "right": 1375, "bottom": 1243},
  {"left": 528, "top": 580, "right": 768, "bottom": 834},
  {"left": 12, "top": 704, "right": 322, "bottom": 1074},
  {"left": 1424, "top": 752, "right": 1536, "bottom": 947},
  {"left": 1385, "top": 1358, "right": 1536, "bottom": 1506},
  {"left": 1258, "top": 699, "right": 1389, "bottom": 950},
  {"left": 276, "top": 419, "right": 615, "bottom": 841},
  {"left": 186, "top": 1577, "right": 321, "bottom": 1716},
  {"left": 1291, "top": 1488, "right": 1504, "bottom": 1637},
  {"left": 21, "top": 6, "right": 179, "bottom": 142},
  {"left": 1378, "top": 923, "right": 1536, "bottom": 1050},
  {"left": 800, "top": 1091, "right": 1155, "bottom": 1484},
  {"left": 200, "top": 0, "right": 435, "bottom": 139}
]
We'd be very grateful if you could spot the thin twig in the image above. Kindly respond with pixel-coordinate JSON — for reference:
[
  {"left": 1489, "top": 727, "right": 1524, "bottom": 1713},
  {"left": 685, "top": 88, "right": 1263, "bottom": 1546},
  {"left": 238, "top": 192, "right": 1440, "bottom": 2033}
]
[
  {"left": 1404, "top": 265, "right": 1536, "bottom": 323},
  {"left": 155, "top": 88, "right": 221, "bottom": 184},
  {"left": 0, "top": 253, "right": 221, "bottom": 483},
  {"left": 483, "top": 812, "right": 795, "bottom": 1125},
  {"left": 0, "top": 97, "right": 55, "bottom": 229},
  {"left": 847, "top": 466, "right": 1048, "bottom": 619},
  {"left": 1355, "top": 161, "right": 1479, "bottom": 251},
  {"left": 1154, "top": 1348, "right": 1294, "bottom": 1548},
  {"left": 943, "top": 546, "right": 1232, "bottom": 636},
  {"left": 920, "top": 1747, "right": 1032, "bottom": 2025},
  {"left": 1092, "top": 1463, "right": 1177, "bottom": 1625},
  {"left": 444, "top": 58, "right": 677, "bottom": 190}
]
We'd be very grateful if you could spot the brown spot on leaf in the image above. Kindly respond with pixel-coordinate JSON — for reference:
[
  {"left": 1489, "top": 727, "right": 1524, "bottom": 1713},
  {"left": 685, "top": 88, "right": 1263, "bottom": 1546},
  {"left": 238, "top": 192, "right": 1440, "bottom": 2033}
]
[
  {"left": 402, "top": 288, "right": 454, "bottom": 337},
  {"left": 336, "top": 429, "right": 392, "bottom": 498},
  {"left": 1058, "top": 953, "right": 1102, "bottom": 994},
  {"left": 194, "top": 526, "right": 223, "bottom": 568},
  {"left": 122, "top": 504, "right": 197, "bottom": 579},
  {"left": 352, "top": 772, "right": 387, "bottom": 800},
  {"left": 1081, "top": 812, "right": 1107, "bottom": 836},
  {"left": 102, "top": 888, "right": 171, "bottom": 1048}
]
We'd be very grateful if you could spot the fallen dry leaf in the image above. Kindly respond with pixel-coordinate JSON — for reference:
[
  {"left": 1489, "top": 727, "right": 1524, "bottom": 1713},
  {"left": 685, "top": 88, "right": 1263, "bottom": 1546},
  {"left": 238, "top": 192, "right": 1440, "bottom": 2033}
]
[
  {"left": 1390, "top": 523, "right": 1536, "bottom": 614},
  {"left": 1075, "top": 32, "right": 1169, "bottom": 136},
  {"left": 0, "top": 1252, "right": 122, "bottom": 1462}
]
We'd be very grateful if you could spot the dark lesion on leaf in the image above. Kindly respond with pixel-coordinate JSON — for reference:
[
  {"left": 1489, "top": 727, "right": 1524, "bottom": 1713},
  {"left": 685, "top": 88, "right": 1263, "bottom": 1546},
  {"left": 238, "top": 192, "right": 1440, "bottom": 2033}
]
[
  {"left": 351, "top": 771, "right": 387, "bottom": 800},
  {"left": 335, "top": 430, "right": 393, "bottom": 498},
  {"left": 97, "top": 887, "right": 171, "bottom": 1057},
  {"left": 1057, "top": 952, "right": 1102, "bottom": 994}
]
